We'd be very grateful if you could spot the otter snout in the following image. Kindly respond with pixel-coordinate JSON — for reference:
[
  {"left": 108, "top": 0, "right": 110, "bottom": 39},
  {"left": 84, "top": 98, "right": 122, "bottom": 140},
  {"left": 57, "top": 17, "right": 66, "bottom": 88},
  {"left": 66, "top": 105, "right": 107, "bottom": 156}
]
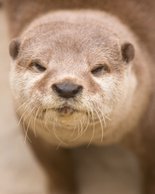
[{"left": 52, "top": 81, "right": 83, "bottom": 99}]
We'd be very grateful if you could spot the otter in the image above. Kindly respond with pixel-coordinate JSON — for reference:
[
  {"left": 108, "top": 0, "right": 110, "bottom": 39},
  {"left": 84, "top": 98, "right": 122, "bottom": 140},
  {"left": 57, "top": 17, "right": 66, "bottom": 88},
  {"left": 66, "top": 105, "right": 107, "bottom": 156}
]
[
  {"left": 4, "top": 1, "right": 155, "bottom": 194},
  {"left": 10, "top": 10, "right": 148, "bottom": 146}
]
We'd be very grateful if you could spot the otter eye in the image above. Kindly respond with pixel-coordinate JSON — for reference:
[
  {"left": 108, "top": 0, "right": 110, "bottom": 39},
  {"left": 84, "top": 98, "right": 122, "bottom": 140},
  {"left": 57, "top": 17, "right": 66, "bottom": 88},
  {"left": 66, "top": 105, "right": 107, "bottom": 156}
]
[
  {"left": 91, "top": 64, "right": 109, "bottom": 76},
  {"left": 30, "top": 62, "right": 46, "bottom": 73}
]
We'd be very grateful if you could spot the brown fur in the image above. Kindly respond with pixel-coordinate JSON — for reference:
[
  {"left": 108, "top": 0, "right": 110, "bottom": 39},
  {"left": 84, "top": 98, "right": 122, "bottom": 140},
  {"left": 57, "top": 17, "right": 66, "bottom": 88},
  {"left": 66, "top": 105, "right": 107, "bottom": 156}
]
[{"left": 4, "top": 1, "right": 155, "bottom": 194}]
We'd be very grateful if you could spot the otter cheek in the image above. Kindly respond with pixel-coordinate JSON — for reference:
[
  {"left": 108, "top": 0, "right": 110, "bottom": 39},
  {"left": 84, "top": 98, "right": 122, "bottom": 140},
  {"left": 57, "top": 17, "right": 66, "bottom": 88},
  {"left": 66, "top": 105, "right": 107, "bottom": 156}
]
[
  {"left": 94, "top": 76, "right": 116, "bottom": 100},
  {"left": 90, "top": 76, "right": 119, "bottom": 117},
  {"left": 21, "top": 73, "right": 43, "bottom": 99}
]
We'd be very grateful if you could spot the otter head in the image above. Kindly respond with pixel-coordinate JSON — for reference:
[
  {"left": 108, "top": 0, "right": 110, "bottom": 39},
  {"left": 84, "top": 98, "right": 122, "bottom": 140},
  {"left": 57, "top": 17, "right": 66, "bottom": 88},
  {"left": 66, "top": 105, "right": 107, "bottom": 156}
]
[{"left": 9, "top": 11, "right": 137, "bottom": 146}]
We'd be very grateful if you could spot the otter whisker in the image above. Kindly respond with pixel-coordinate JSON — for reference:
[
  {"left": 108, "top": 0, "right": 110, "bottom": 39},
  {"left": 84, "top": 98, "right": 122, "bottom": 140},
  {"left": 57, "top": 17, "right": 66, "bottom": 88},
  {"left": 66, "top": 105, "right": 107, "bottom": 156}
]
[
  {"left": 77, "top": 114, "right": 86, "bottom": 138},
  {"left": 96, "top": 104, "right": 111, "bottom": 127},
  {"left": 17, "top": 101, "right": 32, "bottom": 128},
  {"left": 95, "top": 104, "right": 107, "bottom": 127},
  {"left": 33, "top": 106, "right": 40, "bottom": 137},
  {"left": 79, "top": 117, "right": 84, "bottom": 136},
  {"left": 70, "top": 114, "right": 78, "bottom": 138},
  {"left": 70, "top": 102, "right": 92, "bottom": 141},
  {"left": 16, "top": 99, "right": 31, "bottom": 113},
  {"left": 45, "top": 111, "right": 68, "bottom": 146},
  {"left": 52, "top": 118, "right": 68, "bottom": 146},
  {"left": 87, "top": 105, "right": 96, "bottom": 147},
  {"left": 24, "top": 106, "right": 36, "bottom": 143},
  {"left": 18, "top": 103, "right": 31, "bottom": 142},
  {"left": 21, "top": 108, "right": 32, "bottom": 143},
  {"left": 71, "top": 113, "right": 90, "bottom": 141},
  {"left": 93, "top": 105, "right": 105, "bottom": 142},
  {"left": 43, "top": 110, "right": 51, "bottom": 134}
]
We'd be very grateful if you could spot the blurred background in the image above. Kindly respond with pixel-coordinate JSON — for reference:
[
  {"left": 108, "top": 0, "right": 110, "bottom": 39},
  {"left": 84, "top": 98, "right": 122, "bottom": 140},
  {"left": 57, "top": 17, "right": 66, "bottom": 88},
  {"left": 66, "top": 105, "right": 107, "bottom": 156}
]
[{"left": 0, "top": 4, "right": 142, "bottom": 194}]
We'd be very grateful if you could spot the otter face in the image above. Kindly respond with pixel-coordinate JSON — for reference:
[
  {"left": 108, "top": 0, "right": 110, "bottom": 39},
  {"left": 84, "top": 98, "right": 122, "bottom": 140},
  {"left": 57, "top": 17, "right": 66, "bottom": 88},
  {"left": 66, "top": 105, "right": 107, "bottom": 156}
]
[{"left": 9, "top": 11, "right": 137, "bottom": 146}]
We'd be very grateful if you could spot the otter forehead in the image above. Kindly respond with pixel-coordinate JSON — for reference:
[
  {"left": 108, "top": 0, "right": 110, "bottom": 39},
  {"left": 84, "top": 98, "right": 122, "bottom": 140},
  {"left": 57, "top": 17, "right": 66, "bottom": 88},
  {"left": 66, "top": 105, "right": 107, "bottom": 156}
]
[
  {"left": 18, "top": 11, "right": 125, "bottom": 65},
  {"left": 19, "top": 35, "right": 120, "bottom": 71},
  {"left": 20, "top": 23, "right": 121, "bottom": 60}
]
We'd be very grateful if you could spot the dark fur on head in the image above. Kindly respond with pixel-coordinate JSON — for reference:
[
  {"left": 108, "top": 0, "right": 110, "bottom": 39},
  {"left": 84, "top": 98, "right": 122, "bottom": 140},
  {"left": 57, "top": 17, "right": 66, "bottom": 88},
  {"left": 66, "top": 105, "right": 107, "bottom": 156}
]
[
  {"left": 121, "top": 43, "right": 135, "bottom": 63},
  {"left": 9, "top": 39, "right": 20, "bottom": 59}
]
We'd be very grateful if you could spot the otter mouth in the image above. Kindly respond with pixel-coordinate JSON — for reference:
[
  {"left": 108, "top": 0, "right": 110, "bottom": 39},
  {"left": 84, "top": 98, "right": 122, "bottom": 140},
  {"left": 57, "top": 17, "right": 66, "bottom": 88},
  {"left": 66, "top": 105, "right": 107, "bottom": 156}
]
[
  {"left": 52, "top": 105, "right": 77, "bottom": 116},
  {"left": 56, "top": 106, "right": 76, "bottom": 114},
  {"left": 43, "top": 103, "right": 86, "bottom": 117}
]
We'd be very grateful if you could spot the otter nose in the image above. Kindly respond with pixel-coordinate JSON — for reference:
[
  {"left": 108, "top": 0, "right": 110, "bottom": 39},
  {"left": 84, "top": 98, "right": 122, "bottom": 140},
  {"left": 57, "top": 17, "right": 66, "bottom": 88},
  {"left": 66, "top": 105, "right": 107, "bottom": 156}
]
[{"left": 52, "top": 82, "right": 83, "bottom": 98}]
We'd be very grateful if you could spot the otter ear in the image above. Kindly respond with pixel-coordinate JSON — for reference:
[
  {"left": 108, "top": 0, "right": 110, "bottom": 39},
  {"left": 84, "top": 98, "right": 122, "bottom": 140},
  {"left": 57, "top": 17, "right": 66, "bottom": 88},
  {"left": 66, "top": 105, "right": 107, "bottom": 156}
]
[
  {"left": 121, "top": 42, "right": 135, "bottom": 63},
  {"left": 9, "top": 39, "right": 20, "bottom": 59}
]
